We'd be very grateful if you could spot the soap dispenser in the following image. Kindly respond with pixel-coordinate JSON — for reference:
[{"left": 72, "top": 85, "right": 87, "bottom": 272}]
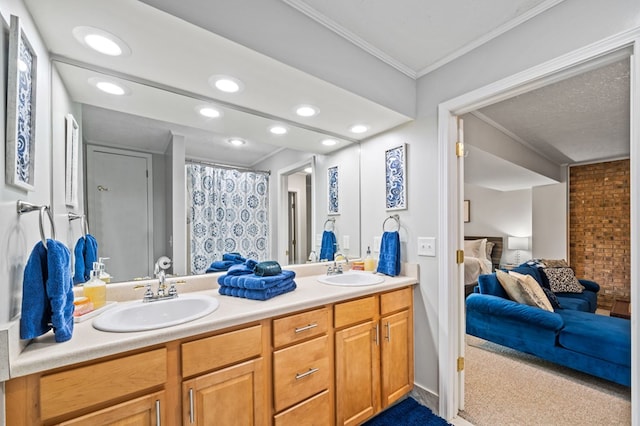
[
  {"left": 364, "top": 246, "right": 375, "bottom": 271},
  {"left": 97, "top": 257, "right": 111, "bottom": 283},
  {"left": 83, "top": 261, "right": 107, "bottom": 309}
]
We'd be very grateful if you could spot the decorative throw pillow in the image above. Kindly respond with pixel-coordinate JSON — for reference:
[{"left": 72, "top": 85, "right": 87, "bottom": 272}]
[
  {"left": 509, "top": 271, "right": 554, "bottom": 312},
  {"left": 543, "top": 267, "right": 584, "bottom": 293},
  {"left": 542, "top": 287, "right": 562, "bottom": 309},
  {"left": 496, "top": 270, "right": 529, "bottom": 304},
  {"left": 541, "top": 258, "right": 569, "bottom": 268}
]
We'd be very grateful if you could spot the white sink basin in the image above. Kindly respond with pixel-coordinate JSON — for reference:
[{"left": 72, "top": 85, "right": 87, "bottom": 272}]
[
  {"left": 93, "top": 294, "right": 219, "bottom": 332},
  {"left": 317, "top": 271, "right": 385, "bottom": 287}
]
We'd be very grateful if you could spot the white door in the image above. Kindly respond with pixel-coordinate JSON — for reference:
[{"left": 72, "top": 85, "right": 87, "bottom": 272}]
[
  {"left": 86, "top": 146, "right": 153, "bottom": 281},
  {"left": 456, "top": 118, "right": 466, "bottom": 411}
]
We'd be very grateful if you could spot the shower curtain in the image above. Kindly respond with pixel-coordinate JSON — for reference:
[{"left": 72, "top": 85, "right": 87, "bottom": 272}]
[{"left": 187, "top": 164, "right": 269, "bottom": 274}]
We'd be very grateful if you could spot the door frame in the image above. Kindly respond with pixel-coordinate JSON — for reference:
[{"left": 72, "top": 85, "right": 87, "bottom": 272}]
[{"left": 437, "top": 29, "right": 640, "bottom": 420}]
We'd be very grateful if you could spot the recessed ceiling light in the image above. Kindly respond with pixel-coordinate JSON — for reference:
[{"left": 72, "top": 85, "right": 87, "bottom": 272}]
[
  {"left": 227, "top": 138, "right": 246, "bottom": 146},
  {"left": 295, "top": 105, "right": 319, "bottom": 117},
  {"left": 197, "top": 106, "right": 221, "bottom": 118},
  {"left": 321, "top": 139, "right": 338, "bottom": 146},
  {"left": 350, "top": 124, "right": 369, "bottom": 134},
  {"left": 88, "top": 77, "right": 129, "bottom": 95},
  {"left": 270, "top": 125, "right": 288, "bottom": 135},
  {"left": 72, "top": 26, "right": 131, "bottom": 56},
  {"left": 209, "top": 75, "right": 244, "bottom": 93}
]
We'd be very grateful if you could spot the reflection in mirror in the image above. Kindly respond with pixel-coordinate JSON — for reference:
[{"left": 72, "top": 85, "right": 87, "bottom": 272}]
[{"left": 51, "top": 62, "right": 361, "bottom": 282}]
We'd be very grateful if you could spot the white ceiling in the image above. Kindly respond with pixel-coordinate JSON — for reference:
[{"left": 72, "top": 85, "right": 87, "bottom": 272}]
[{"left": 24, "top": 0, "right": 630, "bottom": 187}]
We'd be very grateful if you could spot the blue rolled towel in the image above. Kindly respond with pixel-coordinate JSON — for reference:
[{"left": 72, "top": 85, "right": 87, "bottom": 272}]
[
  {"left": 20, "top": 239, "right": 75, "bottom": 343},
  {"left": 319, "top": 230, "right": 336, "bottom": 261},
  {"left": 206, "top": 260, "right": 235, "bottom": 273},
  {"left": 73, "top": 234, "right": 98, "bottom": 284},
  {"left": 219, "top": 279, "right": 296, "bottom": 300},
  {"left": 376, "top": 231, "right": 401, "bottom": 277},
  {"left": 219, "top": 270, "right": 296, "bottom": 289},
  {"left": 226, "top": 259, "right": 258, "bottom": 276}
]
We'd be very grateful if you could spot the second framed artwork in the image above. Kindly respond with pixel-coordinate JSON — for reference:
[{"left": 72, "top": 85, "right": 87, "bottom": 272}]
[
  {"left": 65, "top": 114, "right": 80, "bottom": 207},
  {"left": 385, "top": 143, "right": 407, "bottom": 211}
]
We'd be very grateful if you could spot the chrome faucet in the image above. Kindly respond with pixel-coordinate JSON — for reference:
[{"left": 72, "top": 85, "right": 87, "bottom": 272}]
[
  {"left": 327, "top": 261, "right": 343, "bottom": 275},
  {"left": 141, "top": 256, "right": 176, "bottom": 302}
]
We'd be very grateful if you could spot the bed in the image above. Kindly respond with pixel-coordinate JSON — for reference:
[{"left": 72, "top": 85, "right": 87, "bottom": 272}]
[{"left": 464, "top": 236, "right": 503, "bottom": 296}]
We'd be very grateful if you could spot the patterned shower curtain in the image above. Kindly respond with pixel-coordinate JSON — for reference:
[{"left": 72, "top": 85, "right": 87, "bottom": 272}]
[{"left": 187, "top": 164, "right": 269, "bottom": 274}]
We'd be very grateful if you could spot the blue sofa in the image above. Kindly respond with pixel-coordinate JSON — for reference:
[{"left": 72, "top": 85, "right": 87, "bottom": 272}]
[{"left": 466, "top": 266, "right": 631, "bottom": 386}]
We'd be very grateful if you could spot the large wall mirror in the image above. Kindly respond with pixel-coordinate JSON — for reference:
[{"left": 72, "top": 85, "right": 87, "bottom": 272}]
[{"left": 51, "top": 61, "right": 361, "bottom": 283}]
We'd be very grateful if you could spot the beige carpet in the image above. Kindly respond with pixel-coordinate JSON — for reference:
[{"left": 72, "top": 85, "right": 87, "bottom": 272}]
[{"left": 460, "top": 335, "right": 631, "bottom": 426}]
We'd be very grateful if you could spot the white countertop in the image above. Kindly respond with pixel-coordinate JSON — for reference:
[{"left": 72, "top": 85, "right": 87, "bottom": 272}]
[{"left": 8, "top": 263, "right": 418, "bottom": 379}]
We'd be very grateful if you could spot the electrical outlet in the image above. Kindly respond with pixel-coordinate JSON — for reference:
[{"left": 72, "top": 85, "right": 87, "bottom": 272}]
[{"left": 418, "top": 237, "right": 436, "bottom": 257}]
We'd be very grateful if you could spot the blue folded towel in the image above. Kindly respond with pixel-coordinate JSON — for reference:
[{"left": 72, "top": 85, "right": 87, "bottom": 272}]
[
  {"left": 226, "top": 259, "right": 258, "bottom": 276},
  {"left": 222, "top": 252, "right": 246, "bottom": 263},
  {"left": 20, "top": 239, "right": 75, "bottom": 343},
  {"left": 319, "top": 230, "right": 337, "bottom": 261},
  {"left": 376, "top": 231, "right": 401, "bottom": 277},
  {"left": 218, "top": 279, "right": 296, "bottom": 300},
  {"left": 218, "top": 270, "right": 296, "bottom": 289},
  {"left": 73, "top": 234, "right": 98, "bottom": 284}
]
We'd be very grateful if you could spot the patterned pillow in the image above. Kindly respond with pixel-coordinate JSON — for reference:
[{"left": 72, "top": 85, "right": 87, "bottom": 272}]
[
  {"left": 541, "top": 259, "right": 569, "bottom": 268},
  {"left": 509, "top": 271, "right": 554, "bottom": 312},
  {"left": 542, "top": 287, "right": 562, "bottom": 309},
  {"left": 543, "top": 267, "right": 584, "bottom": 293}
]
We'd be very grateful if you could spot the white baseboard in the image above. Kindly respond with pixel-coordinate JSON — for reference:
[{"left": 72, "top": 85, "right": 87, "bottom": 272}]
[{"left": 410, "top": 384, "right": 439, "bottom": 413}]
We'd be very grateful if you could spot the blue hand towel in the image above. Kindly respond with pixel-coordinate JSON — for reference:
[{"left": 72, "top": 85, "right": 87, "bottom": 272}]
[
  {"left": 226, "top": 259, "right": 258, "bottom": 276},
  {"left": 219, "top": 279, "right": 296, "bottom": 300},
  {"left": 218, "top": 270, "right": 296, "bottom": 289},
  {"left": 376, "top": 231, "right": 401, "bottom": 277},
  {"left": 73, "top": 234, "right": 98, "bottom": 284},
  {"left": 20, "top": 239, "right": 75, "bottom": 343},
  {"left": 319, "top": 230, "right": 337, "bottom": 261}
]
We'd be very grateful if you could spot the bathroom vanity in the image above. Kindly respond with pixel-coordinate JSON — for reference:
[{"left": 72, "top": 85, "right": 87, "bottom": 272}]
[{"left": 5, "top": 264, "right": 417, "bottom": 425}]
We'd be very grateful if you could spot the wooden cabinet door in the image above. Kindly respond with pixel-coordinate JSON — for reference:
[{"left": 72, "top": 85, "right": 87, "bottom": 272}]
[
  {"left": 183, "top": 358, "right": 265, "bottom": 426},
  {"left": 380, "top": 309, "right": 413, "bottom": 408},
  {"left": 58, "top": 391, "right": 165, "bottom": 426},
  {"left": 335, "top": 320, "right": 380, "bottom": 426}
]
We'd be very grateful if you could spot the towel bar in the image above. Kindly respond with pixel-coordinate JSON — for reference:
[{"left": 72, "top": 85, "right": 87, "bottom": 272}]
[
  {"left": 17, "top": 200, "right": 56, "bottom": 249},
  {"left": 68, "top": 212, "right": 89, "bottom": 237},
  {"left": 382, "top": 214, "right": 400, "bottom": 232}
]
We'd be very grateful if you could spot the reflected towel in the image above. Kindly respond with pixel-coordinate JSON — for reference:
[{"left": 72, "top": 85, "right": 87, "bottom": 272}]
[
  {"left": 73, "top": 234, "right": 98, "bottom": 284},
  {"left": 206, "top": 255, "right": 253, "bottom": 273},
  {"left": 319, "top": 230, "right": 336, "bottom": 261},
  {"left": 218, "top": 270, "right": 296, "bottom": 289},
  {"left": 226, "top": 259, "right": 258, "bottom": 276},
  {"left": 219, "top": 279, "right": 296, "bottom": 300},
  {"left": 222, "top": 252, "right": 246, "bottom": 263},
  {"left": 376, "top": 231, "right": 401, "bottom": 277},
  {"left": 20, "top": 240, "right": 75, "bottom": 343}
]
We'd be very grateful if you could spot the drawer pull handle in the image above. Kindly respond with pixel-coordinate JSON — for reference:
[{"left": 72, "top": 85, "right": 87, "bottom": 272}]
[
  {"left": 294, "top": 323, "right": 318, "bottom": 333},
  {"left": 295, "top": 367, "right": 319, "bottom": 380},
  {"left": 189, "top": 388, "right": 195, "bottom": 424},
  {"left": 156, "top": 399, "right": 161, "bottom": 426}
]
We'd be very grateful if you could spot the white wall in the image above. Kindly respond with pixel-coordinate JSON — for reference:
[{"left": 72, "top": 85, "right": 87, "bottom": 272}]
[
  {"left": 532, "top": 182, "right": 568, "bottom": 259},
  {"left": 464, "top": 184, "right": 532, "bottom": 264}
]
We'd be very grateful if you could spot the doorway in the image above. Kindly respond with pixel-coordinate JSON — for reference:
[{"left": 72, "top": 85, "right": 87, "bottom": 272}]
[
  {"left": 85, "top": 145, "right": 154, "bottom": 281},
  {"left": 437, "top": 36, "right": 639, "bottom": 421}
]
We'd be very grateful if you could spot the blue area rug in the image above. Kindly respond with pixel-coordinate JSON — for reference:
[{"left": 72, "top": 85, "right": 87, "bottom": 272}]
[{"left": 363, "top": 398, "right": 452, "bottom": 426}]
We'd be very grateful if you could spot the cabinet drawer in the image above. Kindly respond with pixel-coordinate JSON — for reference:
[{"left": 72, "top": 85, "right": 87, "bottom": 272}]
[
  {"left": 273, "top": 335, "right": 330, "bottom": 412},
  {"left": 380, "top": 287, "right": 412, "bottom": 315},
  {"left": 40, "top": 348, "right": 167, "bottom": 422},
  {"left": 273, "top": 307, "right": 329, "bottom": 348},
  {"left": 182, "top": 324, "right": 262, "bottom": 378},
  {"left": 274, "top": 389, "right": 331, "bottom": 426},
  {"left": 334, "top": 295, "right": 377, "bottom": 328}
]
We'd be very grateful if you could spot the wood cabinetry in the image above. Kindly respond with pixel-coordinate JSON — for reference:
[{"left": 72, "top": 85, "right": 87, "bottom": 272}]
[
  {"left": 6, "top": 285, "right": 414, "bottom": 426},
  {"left": 271, "top": 307, "right": 333, "bottom": 425},
  {"left": 335, "top": 287, "right": 414, "bottom": 426}
]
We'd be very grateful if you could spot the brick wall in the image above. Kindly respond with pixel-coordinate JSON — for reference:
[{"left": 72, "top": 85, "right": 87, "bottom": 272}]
[{"left": 569, "top": 159, "right": 630, "bottom": 309}]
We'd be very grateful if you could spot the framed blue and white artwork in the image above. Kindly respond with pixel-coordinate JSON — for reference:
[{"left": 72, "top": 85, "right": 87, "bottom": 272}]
[
  {"left": 6, "top": 15, "right": 38, "bottom": 191},
  {"left": 385, "top": 143, "right": 407, "bottom": 211},
  {"left": 328, "top": 165, "right": 339, "bottom": 214}
]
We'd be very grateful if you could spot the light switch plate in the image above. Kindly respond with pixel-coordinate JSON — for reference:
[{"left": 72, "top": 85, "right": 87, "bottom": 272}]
[
  {"left": 373, "top": 236, "right": 382, "bottom": 253},
  {"left": 343, "top": 235, "right": 350, "bottom": 250},
  {"left": 418, "top": 237, "right": 436, "bottom": 256}
]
